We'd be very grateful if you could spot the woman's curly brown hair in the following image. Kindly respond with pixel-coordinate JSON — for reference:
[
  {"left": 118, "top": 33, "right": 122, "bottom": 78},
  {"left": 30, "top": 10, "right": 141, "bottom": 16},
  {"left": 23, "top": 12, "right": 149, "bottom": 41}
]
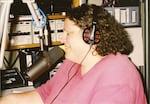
[{"left": 66, "top": 4, "right": 133, "bottom": 56}]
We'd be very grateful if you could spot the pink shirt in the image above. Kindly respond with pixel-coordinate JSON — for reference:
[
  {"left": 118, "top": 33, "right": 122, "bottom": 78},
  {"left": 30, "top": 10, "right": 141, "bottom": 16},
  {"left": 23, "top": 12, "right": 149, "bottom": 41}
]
[{"left": 37, "top": 53, "right": 147, "bottom": 104}]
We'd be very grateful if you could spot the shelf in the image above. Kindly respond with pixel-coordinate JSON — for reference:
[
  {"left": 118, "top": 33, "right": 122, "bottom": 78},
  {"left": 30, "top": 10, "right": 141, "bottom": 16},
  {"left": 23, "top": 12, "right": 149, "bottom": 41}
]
[
  {"left": 6, "top": 41, "right": 63, "bottom": 50},
  {"left": 9, "top": 15, "right": 66, "bottom": 22},
  {"left": 6, "top": 14, "right": 65, "bottom": 50},
  {"left": 47, "top": 15, "right": 66, "bottom": 19}
]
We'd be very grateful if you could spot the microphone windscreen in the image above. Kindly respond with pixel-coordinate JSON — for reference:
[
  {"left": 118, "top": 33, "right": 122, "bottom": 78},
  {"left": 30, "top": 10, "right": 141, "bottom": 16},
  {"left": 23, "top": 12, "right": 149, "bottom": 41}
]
[{"left": 25, "top": 47, "right": 65, "bottom": 81}]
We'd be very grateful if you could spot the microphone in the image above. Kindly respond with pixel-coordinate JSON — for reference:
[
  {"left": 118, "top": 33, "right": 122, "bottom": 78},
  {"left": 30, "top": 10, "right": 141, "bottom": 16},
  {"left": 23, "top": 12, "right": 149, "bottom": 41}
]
[{"left": 24, "top": 46, "right": 65, "bottom": 81}]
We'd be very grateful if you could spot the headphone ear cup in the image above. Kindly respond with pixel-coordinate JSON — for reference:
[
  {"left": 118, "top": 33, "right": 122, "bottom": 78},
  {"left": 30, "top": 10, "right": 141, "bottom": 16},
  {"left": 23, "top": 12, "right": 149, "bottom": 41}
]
[
  {"left": 94, "top": 30, "right": 100, "bottom": 44},
  {"left": 82, "top": 28, "right": 91, "bottom": 44},
  {"left": 83, "top": 28, "right": 100, "bottom": 44}
]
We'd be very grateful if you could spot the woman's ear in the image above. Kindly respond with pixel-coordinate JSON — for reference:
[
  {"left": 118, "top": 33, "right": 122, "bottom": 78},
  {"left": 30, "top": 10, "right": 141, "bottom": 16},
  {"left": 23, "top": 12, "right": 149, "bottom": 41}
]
[{"left": 91, "top": 45, "right": 99, "bottom": 56}]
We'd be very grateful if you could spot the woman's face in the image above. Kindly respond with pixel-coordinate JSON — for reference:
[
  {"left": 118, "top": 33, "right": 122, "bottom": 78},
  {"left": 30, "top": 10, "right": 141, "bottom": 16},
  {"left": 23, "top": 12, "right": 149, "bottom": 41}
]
[{"left": 61, "top": 18, "right": 91, "bottom": 64}]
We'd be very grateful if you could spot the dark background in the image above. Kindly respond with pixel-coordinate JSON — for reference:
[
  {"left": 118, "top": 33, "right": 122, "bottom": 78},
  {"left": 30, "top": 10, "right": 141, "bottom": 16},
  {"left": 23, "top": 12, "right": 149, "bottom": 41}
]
[
  {"left": 10, "top": 0, "right": 141, "bottom": 15},
  {"left": 10, "top": 0, "right": 72, "bottom": 15}
]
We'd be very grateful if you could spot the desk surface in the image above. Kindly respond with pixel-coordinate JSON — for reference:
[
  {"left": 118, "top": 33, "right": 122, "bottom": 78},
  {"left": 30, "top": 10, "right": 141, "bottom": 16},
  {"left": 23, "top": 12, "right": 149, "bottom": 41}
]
[{"left": 1, "top": 86, "right": 35, "bottom": 96}]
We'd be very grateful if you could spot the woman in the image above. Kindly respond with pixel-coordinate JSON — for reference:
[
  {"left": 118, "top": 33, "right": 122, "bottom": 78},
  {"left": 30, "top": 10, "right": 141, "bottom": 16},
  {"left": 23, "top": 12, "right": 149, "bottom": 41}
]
[{"left": 0, "top": 4, "right": 147, "bottom": 104}]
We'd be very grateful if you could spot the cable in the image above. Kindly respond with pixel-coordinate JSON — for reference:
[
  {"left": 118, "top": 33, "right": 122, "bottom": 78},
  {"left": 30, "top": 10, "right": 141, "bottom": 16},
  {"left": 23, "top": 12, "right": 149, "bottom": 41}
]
[
  {"left": 50, "top": 62, "right": 77, "bottom": 104},
  {"left": 31, "top": 8, "right": 47, "bottom": 29},
  {"left": 50, "top": 44, "right": 93, "bottom": 104},
  {"left": 3, "top": 53, "right": 19, "bottom": 69},
  {"left": 80, "top": 44, "right": 93, "bottom": 64}
]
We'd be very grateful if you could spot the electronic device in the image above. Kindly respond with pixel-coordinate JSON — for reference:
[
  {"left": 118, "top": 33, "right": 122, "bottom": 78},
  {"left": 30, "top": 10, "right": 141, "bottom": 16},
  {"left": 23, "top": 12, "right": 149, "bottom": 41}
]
[
  {"left": 105, "top": 6, "right": 140, "bottom": 26},
  {"left": 82, "top": 5, "right": 101, "bottom": 45},
  {"left": 25, "top": 46, "right": 65, "bottom": 81},
  {"left": 1, "top": 68, "right": 27, "bottom": 90},
  {"left": 49, "top": 19, "right": 64, "bottom": 42},
  {"left": 82, "top": 21, "right": 100, "bottom": 45}
]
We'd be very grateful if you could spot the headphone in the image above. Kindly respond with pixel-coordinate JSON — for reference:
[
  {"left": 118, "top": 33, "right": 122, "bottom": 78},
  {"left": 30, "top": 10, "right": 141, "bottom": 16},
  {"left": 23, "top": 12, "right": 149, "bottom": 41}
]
[{"left": 82, "top": 6, "right": 101, "bottom": 45}]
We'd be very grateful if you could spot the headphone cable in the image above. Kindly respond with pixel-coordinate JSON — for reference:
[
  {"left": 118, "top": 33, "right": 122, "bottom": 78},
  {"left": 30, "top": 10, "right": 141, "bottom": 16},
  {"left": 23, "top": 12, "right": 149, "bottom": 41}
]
[{"left": 50, "top": 44, "right": 92, "bottom": 104}]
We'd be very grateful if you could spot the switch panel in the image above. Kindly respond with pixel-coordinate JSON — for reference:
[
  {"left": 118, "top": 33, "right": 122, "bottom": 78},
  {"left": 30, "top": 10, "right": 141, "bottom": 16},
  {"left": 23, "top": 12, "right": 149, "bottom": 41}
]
[
  {"left": 105, "top": 6, "right": 139, "bottom": 27},
  {"left": 49, "top": 19, "right": 64, "bottom": 42}
]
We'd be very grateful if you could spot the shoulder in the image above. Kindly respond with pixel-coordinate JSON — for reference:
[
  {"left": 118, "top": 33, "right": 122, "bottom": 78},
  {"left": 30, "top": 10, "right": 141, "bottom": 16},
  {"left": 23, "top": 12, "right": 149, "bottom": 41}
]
[
  {"left": 97, "top": 53, "right": 136, "bottom": 72},
  {"left": 94, "top": 53, "right": 141, "bottom": 86}
]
